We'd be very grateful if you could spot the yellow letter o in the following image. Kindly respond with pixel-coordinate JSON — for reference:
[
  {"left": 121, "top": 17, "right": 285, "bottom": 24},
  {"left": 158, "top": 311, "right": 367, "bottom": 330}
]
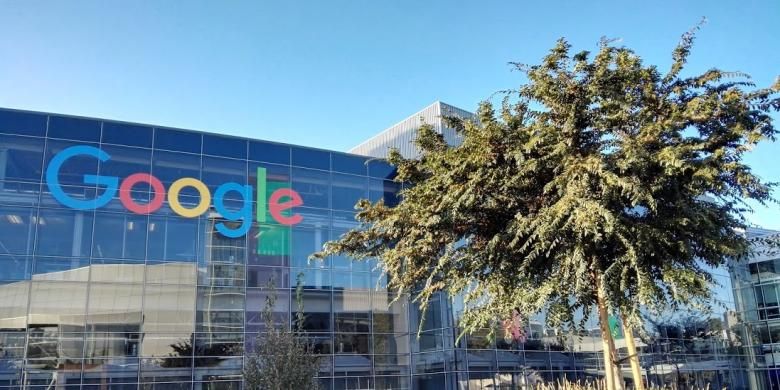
[{"left": 168, "top": 178, "right": 211, "bottom": 218}]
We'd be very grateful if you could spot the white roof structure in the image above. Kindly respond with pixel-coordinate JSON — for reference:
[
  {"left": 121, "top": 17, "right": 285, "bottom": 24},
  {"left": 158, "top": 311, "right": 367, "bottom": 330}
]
[{"left": 349, "top": 101, "right": 474, "bottom": 159}]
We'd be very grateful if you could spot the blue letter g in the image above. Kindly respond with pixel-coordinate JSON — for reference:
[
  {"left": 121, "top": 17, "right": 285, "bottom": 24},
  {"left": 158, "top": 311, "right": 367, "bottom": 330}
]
[{"left": 45, "top": 145, "right": 118, "bottom": 210}]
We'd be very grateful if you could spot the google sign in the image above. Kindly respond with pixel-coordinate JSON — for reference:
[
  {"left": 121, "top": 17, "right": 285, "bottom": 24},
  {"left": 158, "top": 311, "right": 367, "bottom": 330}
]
[{"left": 46, "top": 145, "right": 303, "bottom": 238}]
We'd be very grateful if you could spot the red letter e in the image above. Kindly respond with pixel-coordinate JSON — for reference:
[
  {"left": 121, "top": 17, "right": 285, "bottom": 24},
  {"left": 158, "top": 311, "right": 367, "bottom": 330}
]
[{"left": 269, "top": 188, "right": 303, "bottom": 225}]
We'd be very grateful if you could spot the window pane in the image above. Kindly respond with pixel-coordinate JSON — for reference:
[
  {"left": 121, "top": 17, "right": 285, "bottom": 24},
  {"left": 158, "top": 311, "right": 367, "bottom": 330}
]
[
  {"left": 35, "top": 208, "right": 93, "bottom": 257},
  {"left": 371, "top": 271, "right": 387, "bottom": 290},
  {"left": 334, "top": 354, "right": 371, "bottom": 376},
  {"left": 147, "top": 216, "right": 199, "bottom": 261},
  {"left": 291, "top": 228, "right": 329, "bottom": 268},
  {"left": 146, "top": 260, "right": 197, "bottom": 285},
  {"left": 26, "top": 329, "right": 85, "bottom": 360},
  {"left": 93, "top": 212, "right": 148, "bottom": 259},
  {"left": 292, "top": 207, "right": 330, "bottom": 230},
  {"left": 98, "top": 144, "right": 152, "bottom": 179},
  {"left": 245, "top": 288, "right": 290, "bottom": 332},
  {"left": 370, "top": 179, "right": 401, "bottom": 207},
  {"left": 0, "top": 279, "right": 29, "bottom": 329},
  {"left": 198, "top": 257, "right": 245, "bottom": 287},
  {"left": 0, "top": 181, "right": 41, "bottom": 207},
  {"left": 331, "top": 229, "right": 368, "bottom": 271},
  {"left": 368, "top": 159, "right": 396, "bottom": 179},
  {"left": 291, "top": 168, "right": 329, "bottom": 209},
  {"left": 202, "top": 218, "right": 246, "bottom": 265},
  {"left": 299, "top": 290, "right": 331, "bottom": 331},
  {"left": 143, "top": 284, "right": 196, "bottom": 333},
  {"left": 247, "top": 266, "right": 289, "bottom": 288},
  {"left": 0, "top": 134, "right": 45, "bottom": 182},
  {"left": 196, "top": 286, "right": 245, "bottom": 332},
  {"left": 44, "top": 139, "right": 100, "bottom": 186},
  {"left": 0, "top": 255, "right": 32, "bottom": 281},
  {"left": 141, "top": 333, "right": 192, "bottom": 359},
  {"left": 249, "top": 224, "right": 290, "bottom": 266},
  {"left": 140, "top": 356, "right": 193, "bottom": 383},
  {"left": 82, "top": 358, "right": 140, "bottom": 381},
  {"left": 332, "top": 173, "right": 367, "bottom": 211},
  {"left": 193, "top": 356, "right": 242, "bottom": 378},
  {"left": 332, "top": 271, "right": 370, "bottom": 290},
  {"left": 40, "top": 184, "right": 98, "bottom": 208},
  {"left": 48, "top": 115, "right": 101, "bottom": 142},
  {"left": 87, "top": 283, "right": 143, "bottom": 326},
  {"left": 332, "top": 153, "right": 367, "bottom": 176},
  {"left": 154, "top": 127, "right": 201, "bottom": 153},
  {"left": 373, "top": 334, "right": 410, "bottom": 355},
  {"left": 291, "top": 147, "right": 329, "bottom": 170},
  {"left": 28, "top": 281, "right": 88, "bottom": 329},
  {"left": 308, "top": 333, "right": 333, "bottom": 354},
  {"left": 25, "top": 358, "right": 83, "bottom": 385},
  {"left": 249, "top": 141, "right": 290, "bottom": 165},
  {"left": 764, "top": 284, "right": 779, "bottom": 307},
  {"left": 102, "top": 121, "right": 153, "bottom": 148},
  {"left": 0, "top": 205, "right": 36, "bottom": 255},
  {"left": 250, "top": 161, "right": 290, "bottom": 187},
  {"left": 91, "top": 258, "right": 145, "bottom": 283},
  {"left": 33, "top": 257, "right": 90, "bottom": 281},
  {"left": 0, "top": 331, "right": 27, "bottom": 358},
  {"left": 151, "top": 151, "right": 201, "bottom": 194},
  {"left": 334, "top": 290, "right": 371, "bottom": 333},
  {"left": 412, "top": 352, "right": 448, "bottom": 374},
  {"left": 334, "top": 333, "right": 370, "bottom": 354},
  {"left": 0, "top": 360, "right": 23, "bottom": 386},
  {"left": 0, "top": 109, "right": 47, "bottom": 137},
  {"left": 194, "top": 332, "right": 243, "bottom": 358},
  {"left": 373, "top": 292, "right": 409, "bottom": 334},
  {"left": 203, "top": 134, "right": 247, "bottom": 159},
  {"left": 201, "top": 156, "right": 246, "bottom": 194},
  {"left": 291, "top": 268, "right": 331, "bottom": 290},
  {"left": 250, "top": 161, "right": 294, "bottom": 230},
  {"left": 333, "top": 376, "right": 374, "bottom": 390},
  {"left": 332, "top": 211, "right": 358, "bottom": 231},
  {"left": 375, "top": 374, "right": 410, "bottom": 387}
]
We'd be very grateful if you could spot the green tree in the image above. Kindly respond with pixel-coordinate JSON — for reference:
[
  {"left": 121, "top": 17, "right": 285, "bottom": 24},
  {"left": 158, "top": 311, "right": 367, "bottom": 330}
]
[
  {"left": 243, "top": 275, "right": 320, "bottom": 390},
  {"left": 315, "top": 26, "right": 779, "bottom": 390}
]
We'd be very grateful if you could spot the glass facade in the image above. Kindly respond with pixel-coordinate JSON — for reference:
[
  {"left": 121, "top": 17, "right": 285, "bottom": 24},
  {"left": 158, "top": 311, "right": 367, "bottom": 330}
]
[
  {"left": 0, "top": 108, "right": 404, "bottom": 390},
  {"left": 0, "top": 107, "right": 761, "bottom": 389},
  {"left": 731, "top": 228, "right": 780, "bottom": 389}
]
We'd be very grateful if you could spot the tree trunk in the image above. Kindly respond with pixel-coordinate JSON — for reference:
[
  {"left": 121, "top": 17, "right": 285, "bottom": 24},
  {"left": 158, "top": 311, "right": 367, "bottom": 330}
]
[
  {"left": 596, "top": 277, "right": 623, "bottom": 390},
  {"left": 622, "top": 317, "right": 645, "bottom": 390}
]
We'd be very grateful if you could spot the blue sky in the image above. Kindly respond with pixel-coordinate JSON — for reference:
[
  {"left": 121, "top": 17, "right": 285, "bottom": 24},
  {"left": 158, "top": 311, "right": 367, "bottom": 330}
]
[{"left": 1, "top": 0, "right": 778, "bottom": 228}]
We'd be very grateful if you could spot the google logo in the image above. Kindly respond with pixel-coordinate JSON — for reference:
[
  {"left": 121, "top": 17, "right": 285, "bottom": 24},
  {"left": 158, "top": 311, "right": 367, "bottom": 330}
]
[{"left": 46, "top": 145, "right": 303, "bottom": 238}]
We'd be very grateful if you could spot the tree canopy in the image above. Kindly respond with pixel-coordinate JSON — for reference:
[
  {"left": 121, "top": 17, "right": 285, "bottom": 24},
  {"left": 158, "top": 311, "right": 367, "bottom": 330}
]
[{"left": 315, "top": 28, "right": 779, "bottom": 341}]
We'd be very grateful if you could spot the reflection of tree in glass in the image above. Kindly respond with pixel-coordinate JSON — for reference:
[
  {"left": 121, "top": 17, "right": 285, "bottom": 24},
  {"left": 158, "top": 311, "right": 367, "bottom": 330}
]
[
  {"left": 243, "top": 274, "right": 320, "bottom": 390},
  {"left": 644, "top": 312, "right": 731, "bottom": 353},
  {"left": 159, "top": 334, "right": 239, "bottom": 368},
  {"left": 640, "top": 311, "right": 744, "bottom": 388}
]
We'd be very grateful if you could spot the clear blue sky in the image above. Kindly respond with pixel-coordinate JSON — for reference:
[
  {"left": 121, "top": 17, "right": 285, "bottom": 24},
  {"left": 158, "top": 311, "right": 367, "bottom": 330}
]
[{"left": 1, "top": 0, "right": 778, "bottom": 228}]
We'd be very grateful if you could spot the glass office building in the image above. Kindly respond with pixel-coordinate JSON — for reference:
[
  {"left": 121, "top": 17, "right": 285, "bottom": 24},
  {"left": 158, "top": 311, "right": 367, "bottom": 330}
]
[
  {"left": 730, "top": 227, "right": 780, "bottom": 389},
  {"left": 0, "top": 107, "right": 406, "bottom": 390},
  {"left": 0, "top": 106, "right": 764, "bottom": 390}
]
